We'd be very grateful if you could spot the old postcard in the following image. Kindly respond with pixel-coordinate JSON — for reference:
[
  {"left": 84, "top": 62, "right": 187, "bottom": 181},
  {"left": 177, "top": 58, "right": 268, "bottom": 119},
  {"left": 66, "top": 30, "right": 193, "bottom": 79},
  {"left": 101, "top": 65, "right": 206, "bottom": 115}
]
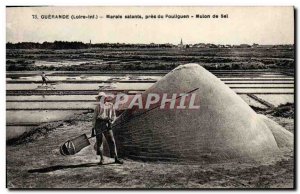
[{"left": 6, "top": 6, "right": 295, "bottom": 189}]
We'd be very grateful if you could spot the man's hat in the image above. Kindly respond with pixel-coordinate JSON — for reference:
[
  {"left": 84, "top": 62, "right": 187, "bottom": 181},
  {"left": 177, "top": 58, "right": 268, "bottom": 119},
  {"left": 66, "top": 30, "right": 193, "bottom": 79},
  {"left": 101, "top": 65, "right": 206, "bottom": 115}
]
[{"left": 95, "top": 92, "right": 107, "bottom": 99}]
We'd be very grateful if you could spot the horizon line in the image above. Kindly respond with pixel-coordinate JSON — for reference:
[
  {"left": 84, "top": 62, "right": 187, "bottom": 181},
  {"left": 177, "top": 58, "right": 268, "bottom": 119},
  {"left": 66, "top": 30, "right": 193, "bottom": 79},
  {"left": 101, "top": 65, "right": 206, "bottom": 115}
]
[{"left": 5, "top": 41, "right": 294, "bottom": 46}]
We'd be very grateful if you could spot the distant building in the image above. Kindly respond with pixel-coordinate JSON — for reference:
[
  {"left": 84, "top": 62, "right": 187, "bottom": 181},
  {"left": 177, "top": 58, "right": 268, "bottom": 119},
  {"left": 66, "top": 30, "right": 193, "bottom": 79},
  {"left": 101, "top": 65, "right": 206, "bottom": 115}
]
[
  {"left": 149, "top": 43, "right": 159, "bottom": 47},
  {"left": 256, "top": 45, "right": 274, "bottom": 48},
  {"left": 194, "top": 43, "right": 206, "bottom": 48},
  {"left": 178, "top": 38, "right": 186, "bottom": 48},
  {"left": 238, "top": 44, "right": 251, "bottom": 48},
  {"left": 272, "top": 44, "right": 294, "bottom": 49},
  {"left": 207, "top": 43, "right": 218, "bottom": 48},
  {"left": 164, "top": 43, "right": 174, "bottom": 47}
]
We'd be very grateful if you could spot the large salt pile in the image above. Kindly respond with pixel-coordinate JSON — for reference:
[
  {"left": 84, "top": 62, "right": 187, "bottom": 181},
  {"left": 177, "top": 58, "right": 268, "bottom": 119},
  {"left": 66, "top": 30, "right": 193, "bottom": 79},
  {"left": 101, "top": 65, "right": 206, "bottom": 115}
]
[{"left": 113, "top": 64, "right": 293, "bottom": 163}]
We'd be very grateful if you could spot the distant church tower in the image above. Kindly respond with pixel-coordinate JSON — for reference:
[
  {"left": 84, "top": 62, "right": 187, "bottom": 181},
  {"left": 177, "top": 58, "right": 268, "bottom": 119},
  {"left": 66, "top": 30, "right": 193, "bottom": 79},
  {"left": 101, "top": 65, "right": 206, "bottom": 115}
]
[
  {"left": 178, "top": 38, "right": 185, "bottom": 48},
  {"left": 89, "top": 40, "right": 92, "bottom": 48}
]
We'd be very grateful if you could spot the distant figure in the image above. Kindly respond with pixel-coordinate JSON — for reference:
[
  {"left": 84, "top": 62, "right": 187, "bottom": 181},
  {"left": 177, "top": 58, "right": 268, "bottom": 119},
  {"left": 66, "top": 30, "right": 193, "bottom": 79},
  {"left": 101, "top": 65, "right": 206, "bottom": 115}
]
[
  {"left": 41, "top": 72, "right": 49, "bottom": 85},
  {"left": 92, "top": 92, "right": 123, "bottom": 165}
]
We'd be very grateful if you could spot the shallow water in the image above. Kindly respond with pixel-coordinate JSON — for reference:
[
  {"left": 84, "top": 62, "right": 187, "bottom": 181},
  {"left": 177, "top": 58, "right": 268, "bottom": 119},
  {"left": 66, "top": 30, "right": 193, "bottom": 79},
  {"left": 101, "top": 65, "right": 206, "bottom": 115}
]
[
  {"left": 6, "top": 75, "right": 162, "bottom": 81},
  {"left": 6, "top": 83, "right": 294, "bottom": 93},
  {"left": 226, "top": 84, "right": 294, "bottom": 88},
  {"left": 34, "top": 60, "right": 100, "bottom": 67},
  {"left": 6, "top": 102, "right": 95, "bottom": 110},
  {"left": 6, "top": 83, "right": 154, "bottom": 90},
  {"left": 232, "top": 88, "right": 293, "bottom": 94},
  {"left": 224, "top": 80, "right": 294, "bottom": 84},
  {"left": 6, "top": 95, "right": 95, "bottom": 101},
  {"left": 6, "top": 70, "right": 295, "bottom": 141}
]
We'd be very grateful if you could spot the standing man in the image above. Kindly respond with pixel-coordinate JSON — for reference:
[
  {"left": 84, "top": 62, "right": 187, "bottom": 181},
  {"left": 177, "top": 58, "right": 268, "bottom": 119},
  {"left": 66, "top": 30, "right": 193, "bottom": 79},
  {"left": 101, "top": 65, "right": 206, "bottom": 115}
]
[
  {"left": 92, "top": 92, "right": 123, "bottom": 165},
  {"left": 41, "top": 72, "right": 49, "bottom": 85}
]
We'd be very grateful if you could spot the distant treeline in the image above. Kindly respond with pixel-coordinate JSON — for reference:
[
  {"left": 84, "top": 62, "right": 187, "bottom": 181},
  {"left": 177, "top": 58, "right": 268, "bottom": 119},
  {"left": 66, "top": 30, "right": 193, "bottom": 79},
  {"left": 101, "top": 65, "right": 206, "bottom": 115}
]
[
  {"left": 6, "top": 41, "right": 173, "bottom": 49},
  {"left": 6, "top": 41, "right": 88, "bottom": 49}
]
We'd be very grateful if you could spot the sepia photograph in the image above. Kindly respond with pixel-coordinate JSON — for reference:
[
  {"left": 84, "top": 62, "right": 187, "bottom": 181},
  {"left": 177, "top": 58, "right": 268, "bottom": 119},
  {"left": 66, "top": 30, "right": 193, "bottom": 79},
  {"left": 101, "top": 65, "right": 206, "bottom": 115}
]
[{"left": 6, "top": 6, "right": 295, "bottom": 189}]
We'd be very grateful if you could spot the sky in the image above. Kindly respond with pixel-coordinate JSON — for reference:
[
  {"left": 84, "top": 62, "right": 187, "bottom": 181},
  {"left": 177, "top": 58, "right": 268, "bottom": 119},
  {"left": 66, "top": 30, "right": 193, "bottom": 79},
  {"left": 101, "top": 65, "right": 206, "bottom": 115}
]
[{"left": 6, "top": 6, "right": 294, "bottom": 45}]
